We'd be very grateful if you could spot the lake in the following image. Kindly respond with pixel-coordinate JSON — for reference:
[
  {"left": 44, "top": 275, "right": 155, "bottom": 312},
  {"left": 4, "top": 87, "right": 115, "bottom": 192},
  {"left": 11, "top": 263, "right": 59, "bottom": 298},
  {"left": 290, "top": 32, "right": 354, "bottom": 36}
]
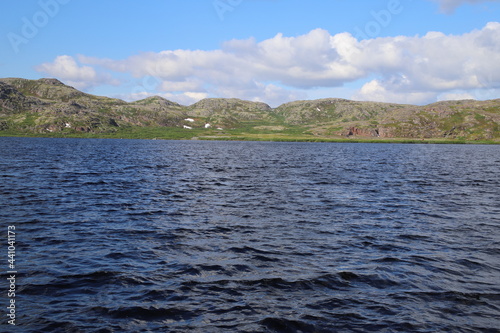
[{"left": 1, "top": 137, "right": 499, "bottom": 332}]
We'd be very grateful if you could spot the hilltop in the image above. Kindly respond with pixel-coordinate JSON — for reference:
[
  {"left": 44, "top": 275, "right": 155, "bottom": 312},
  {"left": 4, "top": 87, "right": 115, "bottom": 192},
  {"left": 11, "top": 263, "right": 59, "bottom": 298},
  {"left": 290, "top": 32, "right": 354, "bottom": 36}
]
[
  {"left": 274, "top": 98, "right": 500, "bottom": 140},
  {"left": 0, "top": 78, "right": 499, "bottom": 142}
]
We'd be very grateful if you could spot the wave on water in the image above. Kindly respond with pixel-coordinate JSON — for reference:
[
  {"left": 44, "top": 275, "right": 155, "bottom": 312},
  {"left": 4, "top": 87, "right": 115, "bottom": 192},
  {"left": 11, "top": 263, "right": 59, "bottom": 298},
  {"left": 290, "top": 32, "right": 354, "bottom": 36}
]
[{"left": 1, "top": 138, "right": 499, "bottom": 332}]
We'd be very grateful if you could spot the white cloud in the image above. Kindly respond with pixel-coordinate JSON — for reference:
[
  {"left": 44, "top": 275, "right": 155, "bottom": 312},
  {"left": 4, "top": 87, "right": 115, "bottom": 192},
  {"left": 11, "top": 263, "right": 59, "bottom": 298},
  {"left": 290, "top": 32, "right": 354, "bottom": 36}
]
[
  {"left": 159, "top": 79, "right": 204, "bottom": 93},
  {"left": 36, "top": 55, "right": 119, "bottom": 90},
  {"left": 159, "top": 92, "right": 210, "bottom": 106},
  {"left": 38, "top": 22, "right": 500, "bottom": 106},
  {"left": 432, "top": 0, "right": 500, "bottom": 14},
  {"left": 353, "top": 22, "right": 500, "bottom": 102},
  {"left": 438, "top": 92, "right": 476, "bottom": 101},
  {"left": 353, "top": 79, "right": 437, "bottom": 105}
]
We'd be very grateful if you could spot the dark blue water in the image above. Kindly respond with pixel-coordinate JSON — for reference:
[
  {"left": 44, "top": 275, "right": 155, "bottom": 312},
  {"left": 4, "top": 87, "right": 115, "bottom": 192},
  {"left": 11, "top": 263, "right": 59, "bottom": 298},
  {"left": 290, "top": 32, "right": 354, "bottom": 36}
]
[{"left": 1, "top": 137, "right": 499, "bottom": 332}]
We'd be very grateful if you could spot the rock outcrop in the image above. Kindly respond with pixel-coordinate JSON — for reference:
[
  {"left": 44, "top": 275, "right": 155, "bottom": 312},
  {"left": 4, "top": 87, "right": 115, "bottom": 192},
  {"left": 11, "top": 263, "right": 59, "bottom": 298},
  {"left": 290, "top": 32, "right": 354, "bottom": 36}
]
[{"left": 0, "top": 78, "right": 499, "bottom": 140}]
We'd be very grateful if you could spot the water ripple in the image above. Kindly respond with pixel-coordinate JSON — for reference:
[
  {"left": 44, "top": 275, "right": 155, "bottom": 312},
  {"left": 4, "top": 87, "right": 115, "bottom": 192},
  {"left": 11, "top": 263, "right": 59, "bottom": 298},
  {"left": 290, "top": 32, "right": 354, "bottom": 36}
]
[{"left": 1, "top": 138, "right": 499, "bottom": 332}]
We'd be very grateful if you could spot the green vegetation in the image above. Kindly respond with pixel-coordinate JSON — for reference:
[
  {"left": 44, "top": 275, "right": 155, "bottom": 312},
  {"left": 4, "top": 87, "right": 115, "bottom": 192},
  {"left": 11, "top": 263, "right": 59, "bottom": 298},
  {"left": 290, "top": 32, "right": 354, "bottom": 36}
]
[
  {"left": 2, "top": 123, "right": 498, "bottom": 145},
  {"left": 1, "top": 78, "right": 499, "bottom": 144}
]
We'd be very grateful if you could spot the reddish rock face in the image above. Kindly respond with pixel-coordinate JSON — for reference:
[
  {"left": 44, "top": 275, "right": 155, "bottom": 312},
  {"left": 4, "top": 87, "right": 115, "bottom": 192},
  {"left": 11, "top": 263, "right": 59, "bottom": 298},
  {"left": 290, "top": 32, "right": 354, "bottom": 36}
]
[
  {"left": 343, "top": 127, "right": 400, "bottom": 138},
  {"left": 346, "top": 127, "right": 380, "bottom": 137}
]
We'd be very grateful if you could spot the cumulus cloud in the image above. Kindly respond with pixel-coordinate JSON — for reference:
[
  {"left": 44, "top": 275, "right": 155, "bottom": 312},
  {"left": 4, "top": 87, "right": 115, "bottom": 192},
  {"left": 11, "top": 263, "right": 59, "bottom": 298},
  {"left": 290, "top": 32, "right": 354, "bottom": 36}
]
[
  {"left": 353, "top": 79, "right": 437, "bottom": 105},
  {"left": 438, "top": 92, "right": 476, "bottom": 101},
  {"left": 432, "top": 0, "right": 500, "bottom": 14},
  {"left": 38, "top": 22, "right": 500, "bottom": 106},
  {"left": 353, "top": 22, "right": 500, "bottom": 103},
  {"left": 36, "top": 55, "right": 119, "bottom": 90}
]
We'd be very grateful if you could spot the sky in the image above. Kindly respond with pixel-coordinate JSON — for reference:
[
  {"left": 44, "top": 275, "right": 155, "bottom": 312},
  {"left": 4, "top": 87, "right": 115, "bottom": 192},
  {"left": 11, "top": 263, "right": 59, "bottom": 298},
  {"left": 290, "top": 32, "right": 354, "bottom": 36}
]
[{"left": 1, "top": 0, "right": 500, "bottom": 107}]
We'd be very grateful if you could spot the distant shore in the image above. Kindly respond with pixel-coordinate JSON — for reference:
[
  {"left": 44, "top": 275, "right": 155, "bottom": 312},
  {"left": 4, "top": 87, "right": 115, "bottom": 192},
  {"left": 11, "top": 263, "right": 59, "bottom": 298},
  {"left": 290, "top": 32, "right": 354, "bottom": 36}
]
[{"left": 1, "top": 130, "right": 499, "bottom": 145}]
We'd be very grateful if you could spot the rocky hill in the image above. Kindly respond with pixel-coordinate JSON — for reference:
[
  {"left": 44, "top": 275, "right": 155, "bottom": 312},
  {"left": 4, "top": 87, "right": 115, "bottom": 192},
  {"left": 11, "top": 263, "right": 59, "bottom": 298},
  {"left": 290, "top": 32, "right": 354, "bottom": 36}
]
[
  {"left": 187, "top": 98, "right": 273, "bottom": 127},
  {"left": 0, "top": 78, "right": 499, "bottom": 141},
  {"left": 0, "top": 78, "right": 187, "bottom": 132},
  {"left": 274, "top": 98, "right": 500, "bottom": 139}
]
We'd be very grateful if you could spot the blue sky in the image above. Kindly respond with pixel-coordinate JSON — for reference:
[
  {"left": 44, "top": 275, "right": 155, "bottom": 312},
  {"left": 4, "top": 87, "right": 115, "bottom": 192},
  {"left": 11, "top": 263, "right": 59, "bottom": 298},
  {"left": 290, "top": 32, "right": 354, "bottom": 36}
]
[{"left": 1, "top": 0, "right": 500, "bottom": 106}]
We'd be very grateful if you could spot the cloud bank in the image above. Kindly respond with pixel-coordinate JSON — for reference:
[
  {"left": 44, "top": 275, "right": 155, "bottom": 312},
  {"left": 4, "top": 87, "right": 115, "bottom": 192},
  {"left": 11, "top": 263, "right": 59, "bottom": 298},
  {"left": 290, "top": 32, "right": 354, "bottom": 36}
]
[
  {"left": 36, "top": 55, "right": 119, "bottom": 90},
  {"left": 37, "top": 23, "right": 500, "bottom": 106}
]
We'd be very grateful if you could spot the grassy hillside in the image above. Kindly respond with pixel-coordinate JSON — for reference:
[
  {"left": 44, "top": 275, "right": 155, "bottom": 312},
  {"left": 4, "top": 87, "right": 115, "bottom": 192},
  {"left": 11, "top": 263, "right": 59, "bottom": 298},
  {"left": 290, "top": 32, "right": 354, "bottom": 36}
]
[{"left": 1, "top": 78, "right": 499, "bottom": 143}]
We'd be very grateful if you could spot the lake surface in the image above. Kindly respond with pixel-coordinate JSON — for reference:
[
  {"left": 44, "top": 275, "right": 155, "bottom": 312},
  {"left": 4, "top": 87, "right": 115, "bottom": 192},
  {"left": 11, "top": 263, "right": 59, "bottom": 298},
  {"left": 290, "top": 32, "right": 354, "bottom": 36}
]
[{"left": 1, "top": 137, "right": 499, "bottom": 332}]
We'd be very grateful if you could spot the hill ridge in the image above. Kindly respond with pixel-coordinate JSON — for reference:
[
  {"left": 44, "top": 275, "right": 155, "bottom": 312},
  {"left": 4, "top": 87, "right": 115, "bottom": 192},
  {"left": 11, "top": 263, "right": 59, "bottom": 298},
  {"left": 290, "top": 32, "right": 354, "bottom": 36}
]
[{"left": 0, "top": 78, "right": 499, "bottom": 141}]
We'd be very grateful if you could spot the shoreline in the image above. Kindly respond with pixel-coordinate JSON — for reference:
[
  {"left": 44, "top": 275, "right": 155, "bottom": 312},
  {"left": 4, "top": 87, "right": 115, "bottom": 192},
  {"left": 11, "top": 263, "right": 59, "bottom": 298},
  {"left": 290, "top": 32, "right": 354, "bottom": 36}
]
[{"left": 1, "top": 131, "right": 499, "bottom": 145}]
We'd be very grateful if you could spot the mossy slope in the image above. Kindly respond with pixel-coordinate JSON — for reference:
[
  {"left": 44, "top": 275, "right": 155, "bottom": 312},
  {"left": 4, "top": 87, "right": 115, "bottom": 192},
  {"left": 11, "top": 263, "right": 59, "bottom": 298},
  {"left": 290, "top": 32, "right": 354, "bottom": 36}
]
[{"left": 1, "top": 78, "right": 499, "bottom": 142}]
